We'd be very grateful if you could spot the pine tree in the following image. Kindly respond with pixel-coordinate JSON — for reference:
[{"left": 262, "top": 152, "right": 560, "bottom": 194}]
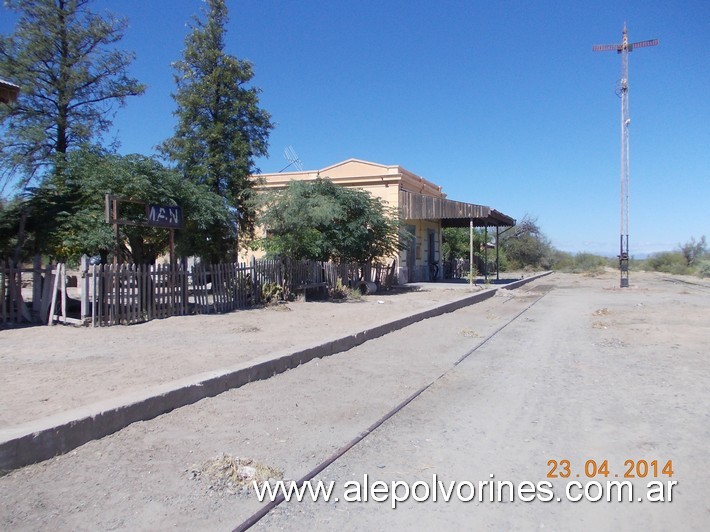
[
  {"left": 0, "top": 0, "right": 145, "bottom": 191},
  {"left": 160, "top": 0, "right": 273, "bottom": 260}
]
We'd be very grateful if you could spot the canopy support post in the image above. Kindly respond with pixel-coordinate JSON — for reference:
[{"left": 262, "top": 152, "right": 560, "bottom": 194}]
[
  {"left": 469, "top": 218, "right": 474, "bottom": 288},
  {"left": 496, "top": 225, "right": 500, "bottom": 282},
  {"left": 484, "top": 223, "right": 488, "bottom": 282}
]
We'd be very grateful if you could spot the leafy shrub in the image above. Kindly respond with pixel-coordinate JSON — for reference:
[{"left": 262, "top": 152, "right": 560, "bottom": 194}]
[
  {"left": 261, "top": 282, "right": 283, "bottom": 304},
  {"left": 499, "top": 216, "right": 554, "bottom": 270},
  {"left": 330, "top": 278, "right": 362, "bottom": 301},
  {"left": 680, "top": 236, "right": 707, "bottom": 266},
  {"left": 573, "top": 253, "right": 608, "bottom": 273},
  {"left": 550, "top": 250, "right": 574, "bottom": 271},
  {"left": 696, "top": 260, "right": 710, "bottom": 278},
  {"left": 646, "top": 252, "right": 691, "bottom": 275},
  {"left": 552, "top": 251, "right": 609, "bottom": 273}
]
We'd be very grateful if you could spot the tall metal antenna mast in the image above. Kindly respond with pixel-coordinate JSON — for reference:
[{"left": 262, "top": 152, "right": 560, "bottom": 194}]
[{"left": 593, "top": 24, "right": 658, "bottom": 288}]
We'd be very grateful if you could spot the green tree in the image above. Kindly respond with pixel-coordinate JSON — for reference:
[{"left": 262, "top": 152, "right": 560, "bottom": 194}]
[
  {"left": 645, "top": 251, "right": 690, "bottom": 275},
  {"left": 160, "top": 0, "right": 273, "bottom": 260},
  {"left": 442, "top": 227, "right": 472, "bottom": 262},
  {"left": 0, "top": 195, "right": 24, "bottom": 258},
  {"left": 680, "top": 235, "right": 707, "bottom": 266},
  {"left": 0, "top": 0, "right": 145, "bottom": 191},
  {"left": 256, "top": 178, "right": 404, "bottom": 265},
  {"left": 499, "top": 215, "right": 554, "bottom": 270},
  {"left": 0, "top": 147, "right": 230, "bottom": 264}
]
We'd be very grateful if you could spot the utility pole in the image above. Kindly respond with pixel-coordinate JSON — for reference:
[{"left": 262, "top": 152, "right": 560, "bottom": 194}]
[{"left": 593, "top": 24, "right": 658, "bottom": 288}]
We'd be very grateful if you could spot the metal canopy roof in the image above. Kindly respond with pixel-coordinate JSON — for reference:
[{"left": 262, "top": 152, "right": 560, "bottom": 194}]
[
  {"left": 399, "top": 190, "right": 516, "bottom": 228},
  {"left": 0, "top": 78, "right": 20, "bottom": 104}
]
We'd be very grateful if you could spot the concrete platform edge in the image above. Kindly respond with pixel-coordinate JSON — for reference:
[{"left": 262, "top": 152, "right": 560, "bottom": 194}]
[{"left": 0, "top": 272, "right": 551, "bottom": 474}]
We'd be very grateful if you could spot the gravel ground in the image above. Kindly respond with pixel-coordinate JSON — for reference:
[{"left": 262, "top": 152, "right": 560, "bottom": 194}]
[
  {"left": 1, "top": 279, "right": 493, "bottom": 427},
  {"left": 1, "top": 270, "right": 708, "bottom": 531}
]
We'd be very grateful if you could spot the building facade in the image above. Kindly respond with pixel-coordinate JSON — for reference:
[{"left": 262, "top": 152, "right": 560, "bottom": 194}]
[{"left": 251, "top": 159, "right": 515, "bottom": 284}]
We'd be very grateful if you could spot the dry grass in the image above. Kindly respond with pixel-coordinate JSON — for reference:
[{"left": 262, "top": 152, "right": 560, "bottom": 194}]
[
  {"left": 582, "top": 270, "right": 606, "bottom": 278},
  {"left": 232, "top": 325, "right": 261, "bottom": 333},
  {"left": 190, "top": 453, "right": 283, "bottom": 493},
  {"left": 266, "top": 303, "right": 292, "bottom": 311}
]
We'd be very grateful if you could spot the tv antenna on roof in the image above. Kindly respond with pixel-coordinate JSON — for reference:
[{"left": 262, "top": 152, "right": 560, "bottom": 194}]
[
  {"left": 593, "top": 23, "right": 658, "bottom": 288},
  {"left": 280, "top": 145, "right": 304, "bottom": 172}
]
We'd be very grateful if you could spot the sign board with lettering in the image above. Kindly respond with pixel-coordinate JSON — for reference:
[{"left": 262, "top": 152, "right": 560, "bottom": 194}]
[{"left": 147, "top": 205, "right": 183, "bottom": 228}]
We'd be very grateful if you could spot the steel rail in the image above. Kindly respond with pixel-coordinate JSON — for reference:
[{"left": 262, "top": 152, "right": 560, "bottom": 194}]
[{"left": 233, "top": 284, "right": 552, "bottom": 531}]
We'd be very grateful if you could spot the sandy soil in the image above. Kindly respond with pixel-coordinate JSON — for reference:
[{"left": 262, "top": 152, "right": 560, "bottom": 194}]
[
  {"left": 259, "top": 271, "right": 710, "bottom": 531},
  {"left": 0, "top": 280, "right": 494, "bottom": 427},
  {"left": 0, "top": 270, "right": 708, "bottom": 531}
]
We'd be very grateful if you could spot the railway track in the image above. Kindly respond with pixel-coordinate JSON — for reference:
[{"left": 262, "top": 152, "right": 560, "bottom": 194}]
[
  {"left": 659, "top": 275, "right": 710, "bottom": 292},
  {"left": 233, "top": 283, "right": 553, "bottom": 531}
]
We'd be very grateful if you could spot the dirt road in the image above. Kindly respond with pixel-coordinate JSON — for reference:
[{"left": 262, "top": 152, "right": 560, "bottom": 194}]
[{"left": 0, "top": 271, "right": 708, "bottom": 530}]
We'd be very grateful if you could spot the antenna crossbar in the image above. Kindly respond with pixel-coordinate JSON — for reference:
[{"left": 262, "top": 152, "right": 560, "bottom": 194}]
[{"left": 279, "top": 145, "right": 304, "bottom": 172}]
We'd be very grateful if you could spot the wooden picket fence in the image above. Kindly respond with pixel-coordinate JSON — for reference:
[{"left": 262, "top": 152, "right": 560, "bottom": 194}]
[
  {"left": 2, "top": 257, "right": 398, "bottom": 328},
  {"left": 88, "top": 259, "right": 342, "bottom": 326},
  {"left": 251, "top": 259, "right": 395, "bottom": 295},
  {"left": 191, "top": 262, "right": 257, "bottom": 315},
  {"left": 251, "top": 259, "right": 355, "bottom": 296},
  {"left": 1, "top": 259, "right": 53, "bottom": 325},
  {"left": 90, "top": 263, "right": 190, "bottom": 326},
  {"left": 0, "top": 261, "right": 28, "bottom": 324}
]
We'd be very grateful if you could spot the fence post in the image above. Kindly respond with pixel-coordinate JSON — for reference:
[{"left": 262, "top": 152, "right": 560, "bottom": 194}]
[
  {"left": 60, "top": 263, "right": 68, "bottom": 323},
  {"left": 47, "top": 264, "right": 58, "bottom": 325},
  {"left": 47, "top": 263, "right": 65, "bottom": 326},
  {"left": 91, "top": 264, "right": 97, "bottom": 327},
  {"left": 1, "top": 260, "right": 6, "bottom": 323},
  {"left": 32, "top": 254, "right": 42, "bottom": 320},
  {"left": 39, "top": 264, "right": 52, "bottom": 323},
  {"left": 80, "top": 254, "right": 90, "bottom": 324},
  {"left": 251, "top": 255, "right": 257, "bottom": 304}
]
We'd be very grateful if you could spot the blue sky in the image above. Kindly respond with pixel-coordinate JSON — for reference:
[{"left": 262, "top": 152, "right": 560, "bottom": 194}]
[{"left": 2, "top": 0, "right": 708, "bottom": 255}]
